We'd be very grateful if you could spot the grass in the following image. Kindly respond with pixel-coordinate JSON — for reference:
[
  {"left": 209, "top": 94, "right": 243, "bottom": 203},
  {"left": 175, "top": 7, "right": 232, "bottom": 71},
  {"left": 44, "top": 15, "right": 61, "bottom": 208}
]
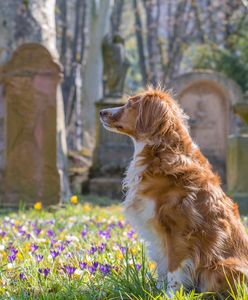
[{"left": 0, "top": 196, "right": 247, "bottom": 300}]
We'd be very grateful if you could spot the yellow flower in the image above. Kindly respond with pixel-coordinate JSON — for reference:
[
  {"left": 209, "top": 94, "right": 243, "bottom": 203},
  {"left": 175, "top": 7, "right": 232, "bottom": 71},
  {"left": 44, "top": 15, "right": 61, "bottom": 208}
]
[
  {"left": 149, "top": 261, "right": 156, "bottom": 270},
  {"left": 130, "top": 248, "right": 137, "bottom": 255},
  {"left": 70, "top": 195, "right": 78, "bottom": 205},
  {"left": 16, "top": 252, "right": 23, "bottom": 261},
  {"left": 115, "top": 251, "right": 123, "bottom": 260},
  {"left": 83, "top": 203, "right": 92, "bottom": 212},
  {"left": 25, "top": 242, "right": 31, "bottom": 251},
  {"left": 34, "top": 202, "right": 42, "bottom": 210}
]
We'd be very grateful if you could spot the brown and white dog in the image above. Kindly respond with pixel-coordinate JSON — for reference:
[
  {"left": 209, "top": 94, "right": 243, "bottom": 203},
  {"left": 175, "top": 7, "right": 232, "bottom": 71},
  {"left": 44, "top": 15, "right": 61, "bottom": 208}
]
[{"left": 100, "top": 87, "right": 248, "bottom": 295}]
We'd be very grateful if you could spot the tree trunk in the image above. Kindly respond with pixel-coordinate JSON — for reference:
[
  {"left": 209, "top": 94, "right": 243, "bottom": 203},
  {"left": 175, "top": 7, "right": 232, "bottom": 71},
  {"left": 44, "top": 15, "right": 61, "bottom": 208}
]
[
  {"left": 133, "top": 0, "right": 148, "bottom": 86},
  {"left": 111, "top": 0, "right": 124, "bottom": 35},
  {"left": 81, "top": 0, "right": 111, "bottom": 150},
  {"left": 0, "top": 0, "right": 58, "bottom": 63},
  {"left": 144, "top": 0, "right": 160, "bottom": 85}
]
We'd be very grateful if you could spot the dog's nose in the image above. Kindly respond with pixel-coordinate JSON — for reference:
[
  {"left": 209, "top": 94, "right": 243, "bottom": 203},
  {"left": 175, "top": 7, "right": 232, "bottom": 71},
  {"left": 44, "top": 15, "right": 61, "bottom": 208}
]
[{"left": 99, "top": 110, "right": 108, "bottom": 118}]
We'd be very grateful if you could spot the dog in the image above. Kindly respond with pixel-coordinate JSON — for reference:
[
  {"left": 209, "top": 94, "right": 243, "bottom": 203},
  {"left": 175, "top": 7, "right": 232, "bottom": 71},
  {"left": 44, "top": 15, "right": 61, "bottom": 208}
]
[{"left": 100, "top": 87, "right": 248, "bottom": 296}]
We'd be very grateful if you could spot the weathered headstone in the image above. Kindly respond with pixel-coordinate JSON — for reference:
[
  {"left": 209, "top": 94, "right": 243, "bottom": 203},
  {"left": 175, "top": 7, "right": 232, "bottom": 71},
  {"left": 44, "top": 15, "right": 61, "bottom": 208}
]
[
  {"left": 227, "top": 94, "right": 248, "bottom": 214},
  {"left": 89, "top": 98, "right": 133, "bottom": 199},
  {"left": 89, "top": 34, "right": 132, "bottom": 199},
  {"left": 0, "top": 43, "right": 69, "bottom": 207},
  {"left": 169, "top": 71, "right": 242, "bottom": 183}
]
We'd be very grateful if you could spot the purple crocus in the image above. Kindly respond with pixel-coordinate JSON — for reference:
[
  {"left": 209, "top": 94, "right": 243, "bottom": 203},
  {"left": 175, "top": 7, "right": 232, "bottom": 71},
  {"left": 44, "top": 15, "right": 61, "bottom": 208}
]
[
  {"left": 127, "top": 229, "right": 136, "bottom": 239},
  {"left": 43, "top": 268, "right": 50, "bottom": 277},
  {"left": 19, "top": 272, "right": 25, "bottom": 280},
  {"left": 118, "top": 245, "right": 126, "bottom": 254},
  {"left": 30, "top": 244, "right": 39, "bottom": 252},
  {"left": 47, "top": 229, "right": 55, "bottom": 238},
  {"left": 81, "top": 227, "right": 88, "bottom": 238},
  {"left": 38, "top": 268, "right": 50, "bottom": 277},
  {"left": 33, "top": 227, "right": 41, "bottom": 236},
  {"left": 50, "top": 249, "right": 59, "bottom": 260},
  {"left": 79, "top": 262, "right": 87, "bottom": 270},
  {"left": 117, "top": 221, "right": 124, "bottom": 228},
  {"left": 98, "top": 230, "right": 111, "bottom": 240},
  {"left": 88, "top": 266, "right": 96, "bottom": 274},
  {"left": 135, "top": 264, "right": 141, "bottom": 271},
  {"left": 87, "top": 246, "right": 97, "bottom": 255},
  {"left": 88, "top": 262, "right": 98, "bottom": 274},
  {"left": 56, "top": 244, "right": 65, "bottom": 252},
  {"left": 64, "top": 265, "right": 76, "bottom": 276},
  {"left": 10, "top": 248, "right": 18, "bottom": 256},
  {"left": 99, "top": 264, "right": 111, "bottom": 276},
  {"left": 0, "top": 231, "right": 6, "bottom": 237},
  {"left": 8, "top": 248, "right": 18, "bottom": 262},
  {"left": 36, "top": 254, "right": 44, "bottom": 263},
  {"left": 98, "top": 242, "right": 106, "bottom": 253}
]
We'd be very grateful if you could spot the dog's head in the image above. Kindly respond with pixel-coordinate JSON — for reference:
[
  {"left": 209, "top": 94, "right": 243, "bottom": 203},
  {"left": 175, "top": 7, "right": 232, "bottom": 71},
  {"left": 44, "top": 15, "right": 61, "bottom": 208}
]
[{"left": 100, "top": 88, "right": 188, "bottom": 142}]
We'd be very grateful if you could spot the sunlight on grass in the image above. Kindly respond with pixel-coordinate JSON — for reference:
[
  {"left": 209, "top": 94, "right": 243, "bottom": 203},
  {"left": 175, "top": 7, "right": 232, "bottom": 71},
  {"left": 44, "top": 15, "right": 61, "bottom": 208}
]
[{"left": 0, "top": 197, "right": 247, "bottom": 299}]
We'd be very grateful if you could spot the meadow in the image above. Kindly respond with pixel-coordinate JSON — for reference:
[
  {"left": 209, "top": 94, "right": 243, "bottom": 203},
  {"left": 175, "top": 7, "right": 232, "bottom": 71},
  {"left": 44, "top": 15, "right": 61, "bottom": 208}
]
[{"left": 0, "top": 196, "right": 248, "bottom": 300}]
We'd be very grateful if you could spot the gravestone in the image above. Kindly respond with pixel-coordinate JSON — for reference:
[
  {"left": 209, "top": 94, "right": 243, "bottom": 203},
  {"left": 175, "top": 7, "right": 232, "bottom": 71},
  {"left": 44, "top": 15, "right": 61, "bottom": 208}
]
[
  {"left": 169, "top": 71, "right": 242, "bottom": 183},
  {"left": 227, "top": 94, "right": 248, "bottom": 214},
  {"left": 0, "top": 43, "right": 69, "bottom": 207},
  {"left": 89, "top": 34, "right": 132, "bottom": 199}
]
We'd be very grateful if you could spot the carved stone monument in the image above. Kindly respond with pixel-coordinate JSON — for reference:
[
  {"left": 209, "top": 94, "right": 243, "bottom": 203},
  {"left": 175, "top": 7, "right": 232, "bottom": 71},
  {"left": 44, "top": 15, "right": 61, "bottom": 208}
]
[
  {"left": 102, "top": 34, "right": 130, "bottom": 97},
  {"left": 169, "top": 71, "right": 242, "bottom": 183},
  {"left": 0, "top": 43, "right": 70, "bottom": 207},
  {"left": 89, "top": 34, "right": 132, "bottom": 199},
  {"left": 227, "top": 92, "right": 248, "bottom": 213}
]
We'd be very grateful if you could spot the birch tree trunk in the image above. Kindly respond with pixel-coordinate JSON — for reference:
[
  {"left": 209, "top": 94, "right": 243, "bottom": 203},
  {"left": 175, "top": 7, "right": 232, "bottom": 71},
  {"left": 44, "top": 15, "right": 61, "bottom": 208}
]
[
  {"left": 81, "top": 0, "right": 111, "bottom": 150},
  {"left": 0, "top": 0, "right": 57, "bottom": 63}
]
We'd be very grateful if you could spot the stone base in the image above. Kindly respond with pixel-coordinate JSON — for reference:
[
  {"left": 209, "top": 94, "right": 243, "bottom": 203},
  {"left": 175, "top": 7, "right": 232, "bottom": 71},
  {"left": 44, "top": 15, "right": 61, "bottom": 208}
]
[
  {"left": 231, "top": 193, "right": 248, "bottom": 215},
  {"left": 89, "top": 177, "right": 124, "bottom": 200}
]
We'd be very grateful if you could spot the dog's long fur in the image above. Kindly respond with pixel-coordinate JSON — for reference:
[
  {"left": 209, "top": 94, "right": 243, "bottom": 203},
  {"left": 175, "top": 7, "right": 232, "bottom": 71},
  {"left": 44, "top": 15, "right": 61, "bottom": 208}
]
[{"left": 100, "top": 87, "right": 248, "bottom": 294}]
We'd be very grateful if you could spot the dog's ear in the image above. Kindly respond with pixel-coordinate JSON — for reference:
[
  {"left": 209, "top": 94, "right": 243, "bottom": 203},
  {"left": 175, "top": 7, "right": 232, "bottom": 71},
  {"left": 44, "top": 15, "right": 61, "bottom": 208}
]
[{"left": 136, "top": 96, "right": 171, "bottom": 136}]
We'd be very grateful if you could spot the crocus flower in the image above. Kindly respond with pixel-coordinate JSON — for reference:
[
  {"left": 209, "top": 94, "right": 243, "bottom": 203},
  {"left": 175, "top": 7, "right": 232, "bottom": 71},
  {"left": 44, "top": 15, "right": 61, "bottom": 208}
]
[
  {"left": 56, "top": 244, "right": 65, "bottom": 252},
  {"left": 98, "top": 242, "right": 106, "bottom": 253},
  {"left": 34, "top": 202, "right": 42, "bottom": 210},
  {"left": 70, "top": 195, "right": 78, "bottom": 205},
  {"left": 117, "top": 221, "right": 124, "bottom": 228},
  {"left": 81, "top": 227, "right": 88, "bottom": 238},
  {"left": 38, "top": 268, "right": 50, "bottom": 277},
  {"left": 87, "top": 246, "right": 97, "bottom": 255},
  {"left": 88, "top": 266, "right": 96, "bottom": 274},
  {"left": 98, "top": 230, "right": 111, "bottom": 240},
  {"left": 30, "top": 244, "right": 39, "bottom": 252},
  {"left": 33, "top": 227, "right": 41, "bottom": 236},
  {"left": 64, "top": 265, "right": 76, "bottom": 276},
  {"left": 43, "top": 268, "right": 50, "bottom": 277},
  {"left": 50, "top": 250, "right": 59, "bottom": 260},
  {"left": 127, "top": 229, "right": 135, "bottom": 239},
  {"left": 79, "top": 262, "right": 87, "bottom": 270},
  {"left": 8, "top": 254, "right": 16, "bottom": 262},
  {"left": 0, "top": 231, "right": 6, "bottom": 237},
  {"left": 9, "top": 248, "right": 18, "bottom": 256},
  {"left": 99, "top": 264, "right": 111, "bottom": 276},
  {"left": 36, "top": 254, "right": 43, "bottom": 263},
  {"left": 19, "top": 273, "right": 25, "bottom": 280},
  {"left": 8, "top": 248, "right": 18, "bottom": 262},
  {"left": 47, "top": 229, "right": 55, "bottom": 238}
]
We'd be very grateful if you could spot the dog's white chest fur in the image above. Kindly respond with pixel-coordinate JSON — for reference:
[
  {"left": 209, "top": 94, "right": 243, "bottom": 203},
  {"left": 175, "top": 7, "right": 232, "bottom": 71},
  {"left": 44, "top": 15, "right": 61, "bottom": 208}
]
[{"left": 123, "top": 141, "right": 168, "bottom": 277}]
